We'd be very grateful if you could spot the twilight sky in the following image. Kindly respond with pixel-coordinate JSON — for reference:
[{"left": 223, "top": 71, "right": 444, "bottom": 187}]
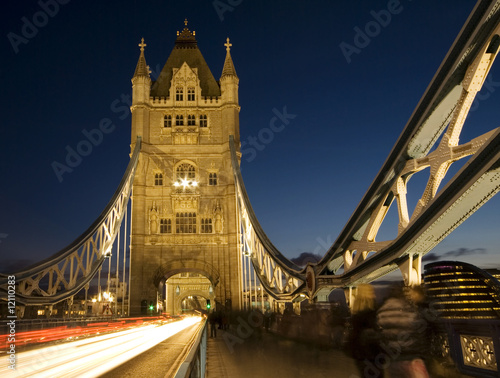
[{"left": 1, "top": 0, "right": 499, "bottom": 275}]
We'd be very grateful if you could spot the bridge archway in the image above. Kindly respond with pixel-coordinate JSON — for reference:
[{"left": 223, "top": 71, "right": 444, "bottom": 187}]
[
  {"left": 153, "top": 259, "right": 221, "bottom": 314},
  {"left": 177, "top": 290, "right": 213, "bottom": 313}
]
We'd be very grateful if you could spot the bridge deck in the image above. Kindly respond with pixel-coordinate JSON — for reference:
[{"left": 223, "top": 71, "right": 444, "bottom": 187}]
[
  {"left": 205, "top": 328, "right": 473, "bottom": 378},
  {"left": 206, "top": 328, "right": 356, "bottom": 377}
]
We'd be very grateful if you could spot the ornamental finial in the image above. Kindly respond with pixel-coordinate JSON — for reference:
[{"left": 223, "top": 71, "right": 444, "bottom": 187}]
[
  {"left": 224, "top": 37, "right": 232, "bottom": 52},
  {"left": 139, "top": 38, "right": 146, "bottom": 52},
  {"left": 184, "top": 18, "right": 188, "bottom": 26}
]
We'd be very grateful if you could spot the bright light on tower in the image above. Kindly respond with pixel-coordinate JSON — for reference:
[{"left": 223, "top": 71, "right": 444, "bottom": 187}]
[{"left": 174, "top": 177, "right": 198, "bottom": 190}]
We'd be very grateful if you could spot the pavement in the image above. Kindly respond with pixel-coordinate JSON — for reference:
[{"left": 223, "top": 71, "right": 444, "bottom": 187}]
[
  {"left": 204, "top": 327, "right": 474, "bottom": 378},
  {"left": 205, "top": 327, "right": 359, "bottom": 378}
]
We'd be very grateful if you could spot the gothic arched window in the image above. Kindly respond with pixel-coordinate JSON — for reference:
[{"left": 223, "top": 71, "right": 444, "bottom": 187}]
[
  {"left": 176, "top": 163, "right": 196, "bottom": 181},
  {"left": 154, "top": 173, "right": 163, "bottom": 186},
  {"left": 209, "top": 172, "right": 217, "bottom": 186},
  {"left": 164, "top": 115, "right": 172, "bottom": 128},
  {"left": 188, "top": 88, "right": 195, "bottom": 101},
  {"left": 187, "top": 115, "right": 195, "bottom": 126},
  {"left": 176, "top": 115, "right": 184, "bottom": 126},
  {"left": 176, "top": 87, "right": 183, "bottom": 101},
  {"left": 200, "top": 114, "right": 207, "bottom": 127}
]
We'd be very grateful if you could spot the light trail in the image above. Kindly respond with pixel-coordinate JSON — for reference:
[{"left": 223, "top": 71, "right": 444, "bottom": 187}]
[{"left": 0, "top": 316, "right": 202, "bottom": 377}]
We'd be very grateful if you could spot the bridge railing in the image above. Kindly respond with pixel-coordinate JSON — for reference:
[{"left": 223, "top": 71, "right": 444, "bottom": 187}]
[
  {"left": 174, "top": 319, "right": 207, "bottom": 378},
  {"left": 433, "top": 319, "right": 500, "bottom": 377}
]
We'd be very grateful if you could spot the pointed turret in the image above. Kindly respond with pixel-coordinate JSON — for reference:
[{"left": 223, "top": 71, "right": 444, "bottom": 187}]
[
  {"left": 131, "top": 38, "right": 152, "bottom": 106},
  {"left": 220, "top": 37, "right": 240, "bottom": 147},
  {"left": 131, "top": 38, "right": 152, "bottom": 147},
  {"left": 221, "top": 38, "right": 238, "bottom": 78},
  {"left": 220, "top": 38, "right": 239, "bottom": 105},
  {"left": 133, "top": 38, "right": 151, "bottom": 78}
]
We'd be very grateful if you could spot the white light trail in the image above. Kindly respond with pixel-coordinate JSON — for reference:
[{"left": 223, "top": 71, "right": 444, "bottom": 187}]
[{"left": 0, "top": 316, "right": 201, "bottom": 377}]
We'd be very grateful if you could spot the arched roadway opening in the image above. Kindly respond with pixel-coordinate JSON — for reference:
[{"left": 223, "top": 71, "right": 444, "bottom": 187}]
[{"left": 152, "top": 259, "right": 221, "bottom": 314}]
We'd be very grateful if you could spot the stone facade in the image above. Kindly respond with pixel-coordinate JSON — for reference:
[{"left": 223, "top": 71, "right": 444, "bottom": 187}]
[{"left": 128, "top": 26, "right": 242, "bottom": 315}]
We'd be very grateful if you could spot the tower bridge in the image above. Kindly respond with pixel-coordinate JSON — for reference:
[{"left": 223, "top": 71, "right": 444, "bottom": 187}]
[{"left": 1, "top": 0, "right": 500, "bottom": 318}]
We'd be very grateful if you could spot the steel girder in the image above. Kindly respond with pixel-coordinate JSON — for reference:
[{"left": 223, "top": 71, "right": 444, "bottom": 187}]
[{"left": 230, "top": 0, "right": 500, "bottom": 301}]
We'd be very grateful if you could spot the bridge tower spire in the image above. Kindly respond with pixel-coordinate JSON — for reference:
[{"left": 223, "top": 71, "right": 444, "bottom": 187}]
[
  {"left": 128, "top": 24, "right": 242, "bottom": 316},
  {"left": 131, "top": 38, "right": 152, "bottom": 150}
]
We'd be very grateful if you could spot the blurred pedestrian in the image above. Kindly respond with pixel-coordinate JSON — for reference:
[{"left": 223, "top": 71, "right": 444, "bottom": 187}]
[
  {"left": 208, "top": 311, "right": 217, "bottom": 338},
  {"left": 376, "top": 284, "right": 430, "bottom": 378},
  {"left": 347, "top": 284, "right": 383, "bottom": 377}
]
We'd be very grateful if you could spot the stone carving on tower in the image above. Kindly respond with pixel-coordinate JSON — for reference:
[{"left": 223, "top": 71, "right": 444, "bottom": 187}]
[
  {"left": 149, "top": 201, "right": 159, "bottom": 234},
  {"left": 214, "top": 200, "right": 224, "bottom": 234}
]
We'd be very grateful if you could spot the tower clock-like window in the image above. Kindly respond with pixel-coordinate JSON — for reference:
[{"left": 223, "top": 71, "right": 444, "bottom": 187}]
[
  {"left": 176, "top": 212, "right": 196, "bottom": 233},
  {"left": 160, "top": 219, "right": 171, "bottom": 233},
  {"left": 164, "top": 115, "right": 172, "bottom": 128},
  {"left": 154, "top": 173, "right": 163, "bottom": 186},
  {"left": 199, "top": 115, "right": 207, "bottom": 127},
  {"left": 201, "top": 218, "right": 213, "bottom": 233},
  {"left": 209, "top": 172, "right": 218, "bottom": 186},
  {"left": 176, "top": 87, "right": 183, "bottom": 101},
  {"left": 187, "top": 115, "right": 195, "bottom": 126},
  {"left": 176, "top": 115, "right": 184, "bottom": 126},
  {"left": 187, "top": 88, "right": 195, "bottom": 101}
]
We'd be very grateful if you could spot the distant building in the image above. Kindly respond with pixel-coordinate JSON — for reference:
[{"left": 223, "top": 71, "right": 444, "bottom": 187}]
[{"left": 424, "top": 261, "right": 500, "bottom": 319}]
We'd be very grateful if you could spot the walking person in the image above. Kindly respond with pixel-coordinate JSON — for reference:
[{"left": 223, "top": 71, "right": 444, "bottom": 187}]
[
  {"left": 209, "top": 311, "right": 217, "bottom": 338},
  {"left": 376, "top": 284, "right": 430, "bottom": 378},
  {"left": 347, "top": 284, "right": 383, "bottom": 377}
]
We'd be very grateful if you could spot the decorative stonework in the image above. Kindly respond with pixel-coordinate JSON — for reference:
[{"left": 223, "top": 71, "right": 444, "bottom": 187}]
[
  {"left": 172, "top": 195, "right": 199, "bottom": 211},
  {"left": 172, "top": 126, "right": 199, "bottom": 145},
  {"left": 172, "top": 63, "right": 199, "bottom": 87},
  {"left": 146, "top": 234, "right": 228, "bottom": 245}
]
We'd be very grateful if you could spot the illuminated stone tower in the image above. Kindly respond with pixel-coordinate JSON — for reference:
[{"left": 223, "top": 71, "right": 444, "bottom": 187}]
[{"left": 129, "top": 22, "right": 241, "bottom": 316}]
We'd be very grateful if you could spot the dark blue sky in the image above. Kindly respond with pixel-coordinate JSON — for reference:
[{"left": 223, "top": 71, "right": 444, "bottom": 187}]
[{"left": 1, "top": 0, "right": 499, "bottom": 273}]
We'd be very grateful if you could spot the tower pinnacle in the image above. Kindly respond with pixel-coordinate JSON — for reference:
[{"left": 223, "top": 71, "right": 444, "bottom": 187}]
[
  {"left": 133, "top": 37, "right": 151, "bottom": 78},
  {"left": 221, "top": 37, "right": 237, "bottom": 78}
]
